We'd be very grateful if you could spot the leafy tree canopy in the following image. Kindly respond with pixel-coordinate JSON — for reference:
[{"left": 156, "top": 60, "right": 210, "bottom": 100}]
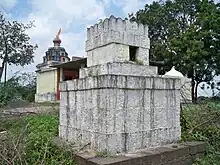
[
  {"left": 130, "top": 0, "right": 220, "bottom": 101},
  {"left": 0, "top": 11, "right": 38, "bottom": 81}
]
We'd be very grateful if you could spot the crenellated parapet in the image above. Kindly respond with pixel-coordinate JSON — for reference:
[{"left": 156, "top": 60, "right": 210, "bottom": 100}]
[{"left": 85, "top": 15, "right": 150, "bottom": 51}]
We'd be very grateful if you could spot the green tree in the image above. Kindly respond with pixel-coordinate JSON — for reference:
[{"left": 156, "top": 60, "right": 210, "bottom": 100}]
[
  {"left": 0, "top": 11, "right": 38, "bottom": 82},
  {"left": 0, "top": 72, "right": 37, "bottom": 107},
  {"left": 17, "top": 72, "right": 37, "bottom": 102},
  {"left": 130, "top": 0, "right": 220, "bottom": 102}
]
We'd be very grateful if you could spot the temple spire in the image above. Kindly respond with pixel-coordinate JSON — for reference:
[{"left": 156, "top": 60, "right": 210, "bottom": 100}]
[
  {"left": 53, "top": 28, "right": 62, "bottom": 47},
  {"left": 57, "top": 28, "right": 61, "bottom": 37}
]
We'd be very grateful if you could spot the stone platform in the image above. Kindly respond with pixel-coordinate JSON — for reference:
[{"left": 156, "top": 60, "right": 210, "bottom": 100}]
[
  {"left": 59, "top": 74, "right": 181, "bottom": 154},
  {"left": 75, "top": 141, "right": 205, "bottom": 165},
  {"left": 58, "top": 15, "right": 190, "bottom": 162}
]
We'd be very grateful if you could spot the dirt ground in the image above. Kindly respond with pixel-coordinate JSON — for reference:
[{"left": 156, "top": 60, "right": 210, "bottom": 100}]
[{"left": 0, "top": 100, "right": 59, "bottom": 119}]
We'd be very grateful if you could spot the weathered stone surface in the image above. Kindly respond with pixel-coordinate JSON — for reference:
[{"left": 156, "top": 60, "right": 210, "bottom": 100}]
[
  {"left": 59, "top": 75, "right": 181, "bottom": 92},
  {"left": 74, "top": 142, "right": 205, "bottom": 165},
  {"left": 85, "top": 30, "right": 150, "bottom": 51},
  {"left": 59, "top": 15, "right": 183, "bottom": 156},
  {"left": 59, "top": 75, "right": 181, "bottom": 154},
  {"left": 85, "top": 16, "right": 150, "bottom": 67},
  {"left": 86, "top": 44, "right": 130, "bottom": 67},
  {"left": 183, "top": 141, "right": 206, "bottom": 155},
  {"left": 163, "top": 75, "right": 192, "bottom": 103},
  {"left": 79, "top": 62, "right": 157, "bottom": 78},
  {"left": 35, "top": 93, "right": 56, "bottom": 102},
  {"left": 86, "top": 16, "right": 149, "bottom": 51}
]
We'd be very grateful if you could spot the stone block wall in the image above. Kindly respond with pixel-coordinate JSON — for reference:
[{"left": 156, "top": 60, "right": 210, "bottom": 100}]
[
  {"left": 59, "top": 75, "right": 181, "bottom": 154},
  {"left": 86, "top": 44, "right": 129, "bottom": 66},
  {"left": 86, "top": 16, "right": 150, "bottom": 66},
  {"left": 181, "top": 78, "right": 192, "bottom": 103},
  {"left": 79, "top": 62, "right": 158, "bottom": 78},
  {"left": 86, "top": 16, "right": 149, "bottom": 50},
  {"left": 35, "top": 92, "right": 56, "bottom": 102}
]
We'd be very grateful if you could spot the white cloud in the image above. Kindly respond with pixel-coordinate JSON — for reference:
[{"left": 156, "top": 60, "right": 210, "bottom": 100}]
[
  {"left": 26, "top": 0, "right": 106, "bottom": 54},
  {"left": 100, "top": 0, "right": 148, "bottom": 15},
  {"left": 112, "top": 0, "right": 153, "bottom": 15},
  {"left": 101, "top": 0, "right": 112, "bottom": 6},
  {"left": 2, "top": 0, "right": 107, "bottom": 79},
  {"left": 29, "top": 0, "right": 106, "bottom": 22},
  {"left": 2, "top": 0, "right": 154, "bottom": 79},
  {"left": 0, "top": 0, "right": 17, "bottom": 10},
  {"left": 24, "top": 0, "right": 106, "bottom": 61}
]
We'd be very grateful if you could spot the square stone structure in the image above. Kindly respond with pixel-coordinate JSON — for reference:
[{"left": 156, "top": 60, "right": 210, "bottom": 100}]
[{"left": 59, "top": 16, "right": 181, "bottom": 154}]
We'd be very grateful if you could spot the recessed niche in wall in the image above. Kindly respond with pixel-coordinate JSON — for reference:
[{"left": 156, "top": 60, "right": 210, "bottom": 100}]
[{"left": 129, "top": 46, "right": 138, "bottom": 61}]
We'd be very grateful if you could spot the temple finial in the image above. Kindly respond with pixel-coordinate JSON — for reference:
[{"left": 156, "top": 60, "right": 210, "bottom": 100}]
[
  {"left": 57, "top": 28, "right": 61, "bottom": 38},
  {"left": 53, "top": 28, "right": 62, "bottom": 46}
]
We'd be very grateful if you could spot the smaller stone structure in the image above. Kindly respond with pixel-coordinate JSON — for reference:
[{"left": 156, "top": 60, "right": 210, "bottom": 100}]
[
  {"left": 35, "top": 92, "right": 57, "bottom": 103},
  {"left": 164, "top": 66, "right": 192, "bottom": 103},
  {"left": 86, "top": 16, "right": 150, "bottom": 67}
]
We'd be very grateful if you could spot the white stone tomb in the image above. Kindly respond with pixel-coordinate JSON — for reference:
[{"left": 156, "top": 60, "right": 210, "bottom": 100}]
[{"left": 59, "top": 16, "right": 181, "bottom": 154}]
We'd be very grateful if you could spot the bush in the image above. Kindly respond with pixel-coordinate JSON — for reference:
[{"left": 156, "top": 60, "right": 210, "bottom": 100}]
[
  {"left": 1, "top": 99, "right": 220, "bottom": 164},
  {"left": 0, "top": 72, "right": 36, "bottom": 107},
  {"left": 181, "top": 102, "right": 220, "bottom": 164},
  {"left": 0, "top": 78, "right": 21, "bottom": 107},
  {"left": 0, "top": 113, "right": 76, "bottom": 164}
]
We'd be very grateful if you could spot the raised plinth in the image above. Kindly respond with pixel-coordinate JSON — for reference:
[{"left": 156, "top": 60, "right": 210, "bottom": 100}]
[
  {"left": 35, "top": 92, "right": 56, "bottom": 102},
  {"left": 79, "top": 62, "right": 158, "bottom": 78},
  {"left": 59, "top": 74, "right": 181, "bottom": 154},
  {"left": 75, "top": 141, "right": 205, "bottom": 165}
]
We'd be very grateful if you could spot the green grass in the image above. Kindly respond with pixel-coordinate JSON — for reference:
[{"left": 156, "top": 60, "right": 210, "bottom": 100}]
[
  {"left": 35, "top": 101, "right": 60, "bottom": 107},
  {"left": 181, "top": 102, "right": 220, "bottom": 164},
  {"left": 1, "top": 101, "right": 220, "bottom": 164},
  {"left": 0, "top": 113, "right": 76, "bottom": 165}
]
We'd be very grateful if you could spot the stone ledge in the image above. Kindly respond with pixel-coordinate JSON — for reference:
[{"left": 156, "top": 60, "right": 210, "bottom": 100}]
[
  {"left": 86, "top": 15, "right": 148, "bottom": 41},
  {"left": 79, "top": 62, "right": 158, "bottom": 78},
  {"left": 75, "top": 141, "right": 205, "bottom": 165},
  {"left": 59, "top": 125, "right": 181, "bottom": 141},
  {"left": 35, "top": 93, "right": 56, "bottom": 102},
  {"left": 59, "top": 75, "right": 181, "bottom": 91},
  {"left": 85, "top": 30, "right": 150, "bottom": 51}
]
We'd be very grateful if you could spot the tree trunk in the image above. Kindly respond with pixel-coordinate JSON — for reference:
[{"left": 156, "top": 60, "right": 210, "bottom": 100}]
[
  {"left": 0, "top": 58, "right": 6, "bottom": 82},
  {"left": 0, "top": 51, "right": 8, "bottom": 83},
  {"left": 191, "top": 78, "right": 196, "bottom": 103},
  {"left": 195, "top": 82, "right": 198, "bottom": 103},
  {"left": 191, "top": 79, "right": 195, "bottom": 103},
  {"left": 4, "top": 61, "right": 7, "bottom": 84},
  {"left": 212, "top": 89, "right": 215, "bottom": 97},
  {"left": 191, "top": 79, "right": 198, "bottom": 103}
]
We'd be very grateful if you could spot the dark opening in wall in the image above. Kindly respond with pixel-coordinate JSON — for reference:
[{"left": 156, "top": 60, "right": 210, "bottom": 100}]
[
  {"left": 129, "top": 46, "right": 138, "bottom": 61},
  {"left": 64, "top": 76, "right": 72, "bottom": 81}
]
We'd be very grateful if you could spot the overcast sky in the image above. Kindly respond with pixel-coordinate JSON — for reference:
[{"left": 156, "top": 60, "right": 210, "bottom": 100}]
[
  {"left": 0, "top": 0, "right": 220, "bottom": 97},
  {"left": 0, "top": 0, "right": 152, "bottom": 76}
]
